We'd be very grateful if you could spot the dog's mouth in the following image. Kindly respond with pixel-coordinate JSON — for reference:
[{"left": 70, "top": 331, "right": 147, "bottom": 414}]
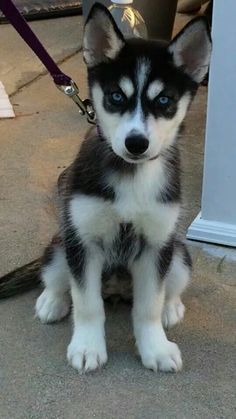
[
  {"left": 123, "top": 153, "right": 159, "bottom": 164},
  {"left": 149, "top": 153, "right": 160, "bottom": 161}
]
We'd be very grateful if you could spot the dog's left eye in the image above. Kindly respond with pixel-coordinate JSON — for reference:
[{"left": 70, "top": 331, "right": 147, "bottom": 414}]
[
  {"left": 156, "top": 96, "right": 170, "bottom": 106},
  {"left": 110, "top": 91, "right": 126, "bottom": 105}
]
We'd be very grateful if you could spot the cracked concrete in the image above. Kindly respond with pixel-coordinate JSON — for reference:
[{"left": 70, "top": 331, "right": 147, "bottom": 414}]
[
  {"left": 0, "top": 15, "right": 83, "bottom": 95},
  {"left": 0, "top": 14, "right": 236, "bottom": 419}
]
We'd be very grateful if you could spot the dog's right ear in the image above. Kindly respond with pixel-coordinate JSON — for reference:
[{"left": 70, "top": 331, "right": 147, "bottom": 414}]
[{"left": 83, "top": 3, "right": 125, "bottom": 67}]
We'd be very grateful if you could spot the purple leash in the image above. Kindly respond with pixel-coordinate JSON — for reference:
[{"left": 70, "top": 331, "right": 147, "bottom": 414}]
[{"left": 0, "top": 0, "right": 96, "bottom": 123}]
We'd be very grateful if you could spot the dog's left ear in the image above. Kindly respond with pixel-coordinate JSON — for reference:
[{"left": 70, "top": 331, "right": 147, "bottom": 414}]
[
  {"left": 168, "top": 17, "right": 212, "bottom": 83},
  {"left": 83, "top": 3, "right": 125, "bottom": 67}
]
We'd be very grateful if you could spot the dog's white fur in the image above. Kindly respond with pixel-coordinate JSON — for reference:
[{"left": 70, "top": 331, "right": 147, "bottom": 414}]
[
  {"left": 119, "top": 77, "right": 135, "bottom": 98},
  {"left": 147, "top": 80, "right": 164, "bottom": 101}
]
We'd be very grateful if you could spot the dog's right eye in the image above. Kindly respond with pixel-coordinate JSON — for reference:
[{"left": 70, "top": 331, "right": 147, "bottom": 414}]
[{"left": 109, "top": 91, "right": 126, "bottom": 105}]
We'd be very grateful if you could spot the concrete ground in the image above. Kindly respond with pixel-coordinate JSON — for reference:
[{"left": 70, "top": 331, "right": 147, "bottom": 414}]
[{"left": 0, "top": 13, "right": 236, "bottom": 419}]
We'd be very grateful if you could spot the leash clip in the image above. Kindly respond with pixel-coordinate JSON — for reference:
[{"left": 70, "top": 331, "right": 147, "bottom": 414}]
[{"left": 56, "top": 80, "right": 96, "bottom": 124}]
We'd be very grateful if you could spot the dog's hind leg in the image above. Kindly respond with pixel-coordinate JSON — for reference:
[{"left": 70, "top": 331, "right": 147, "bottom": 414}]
[
  {"left": 162, "top": 241, "right": 192, "bottom": 329},
  {"left": 35, "top": 235, "right": 71, "bottom": 323}
]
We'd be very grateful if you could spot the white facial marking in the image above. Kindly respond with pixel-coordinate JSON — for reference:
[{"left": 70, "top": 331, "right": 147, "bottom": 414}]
[
  {"left": 92, "top": 83, "right": 145, "bottom": 161},
  {"left": 117, "top": 58, "right": 152, "bottom": 155},
  {"left": 119, "top": 77, "right": 134, "bottom": 98},
  {"left": 136, "top": 58, "right": 151, "bottom": 94},
  {"left": 93, "top": 81, "right": 190, "bottom": 162},
  {"left": 106, "top": 58, "right": 152, "bottom": 161},
  {"left": 92, "top": 46, "right": 191, "bottom": 163},
  {"left": 147, "top": 80, "right": 164, "bottom": 101},
  {"left": 146, "top": 93, "right": 191, "bottom": 157}
]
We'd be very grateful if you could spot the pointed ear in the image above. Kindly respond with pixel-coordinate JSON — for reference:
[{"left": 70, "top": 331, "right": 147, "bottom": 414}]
[
  {"left": 83, "top": 3, "right": 125, "bottom": 67},
  {"left": 168, "top": 17, "right": 212, "bottom": 83}
]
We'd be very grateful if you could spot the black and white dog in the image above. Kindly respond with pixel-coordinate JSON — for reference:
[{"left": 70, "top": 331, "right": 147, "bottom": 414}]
[{"left": 34, "top": 4, "right": 212, "bottom": 373}]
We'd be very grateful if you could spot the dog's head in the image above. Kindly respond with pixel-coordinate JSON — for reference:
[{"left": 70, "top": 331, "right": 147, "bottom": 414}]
[{"left": 83, "top": 3, "right": 211, "bottom": 163}]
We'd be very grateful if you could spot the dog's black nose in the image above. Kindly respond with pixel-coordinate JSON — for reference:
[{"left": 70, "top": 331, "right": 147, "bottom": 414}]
[{"left": 125, "top": 135, "right": 149, "bottom": 156}]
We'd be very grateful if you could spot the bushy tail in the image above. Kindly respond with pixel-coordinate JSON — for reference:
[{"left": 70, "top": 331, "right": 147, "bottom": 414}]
[{"left": 0, "top": 259, "right": 42, "bottom": 299}]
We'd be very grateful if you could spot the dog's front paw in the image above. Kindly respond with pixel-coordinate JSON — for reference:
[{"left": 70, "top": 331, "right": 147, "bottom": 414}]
[
  {"left": 135, "top": 323, "right": 182, "bottom": 372},
  {"left": 67, "top": 323, "right": 107, "bottom": 373},
  {"left": 35, "top": 290, "right": 70, "bottom": 323},
  {"left": 141, "top": 340, "right": 182, "bottom": 372},
  {"left": 162, "top": 298, "right": 185, "bottom": 329}
]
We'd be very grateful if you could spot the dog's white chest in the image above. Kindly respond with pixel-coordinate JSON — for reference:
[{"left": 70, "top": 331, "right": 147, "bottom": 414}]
[
  {"left": 114, "top": 182, "right": 179, "bottom": 245},
  {"left": 70, "top": 163, "right": 180, "bottom": 247}
]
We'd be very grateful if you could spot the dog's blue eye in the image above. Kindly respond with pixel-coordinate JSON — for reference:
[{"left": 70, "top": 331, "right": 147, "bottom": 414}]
[
  {"left": 157, "top": 96, "right": 170, "bottom": 105},
  {"left": 110, "top": 92, "right": 125, "bottom": 104}
]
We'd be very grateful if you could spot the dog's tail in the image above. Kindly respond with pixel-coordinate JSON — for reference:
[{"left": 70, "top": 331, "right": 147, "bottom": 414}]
[{"left": 0, "top": 259, "right": 42, "bottom": 299}]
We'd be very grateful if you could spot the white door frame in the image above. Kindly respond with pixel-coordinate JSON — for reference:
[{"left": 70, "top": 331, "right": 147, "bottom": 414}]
[{"left": 187, "top": 0, "right": 236, "bottom": 247}]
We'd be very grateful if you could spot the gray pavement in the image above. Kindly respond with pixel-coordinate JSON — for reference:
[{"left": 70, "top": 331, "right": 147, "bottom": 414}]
[
  {"left": 0, "top": 15, "right": 236, "bottom": 419},
  {"left": 0, "top": 16, "right": 84, "bottom": 95}
]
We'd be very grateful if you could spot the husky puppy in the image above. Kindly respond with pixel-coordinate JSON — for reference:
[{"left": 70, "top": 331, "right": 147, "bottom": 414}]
[{"left": 34, "top": 4, "right": 211, "bottom": 372}]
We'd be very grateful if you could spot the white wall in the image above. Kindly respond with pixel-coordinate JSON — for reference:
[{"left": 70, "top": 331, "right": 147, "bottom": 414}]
[{"left": 187, "top": 0, "right": 236, "bottom": 246}]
